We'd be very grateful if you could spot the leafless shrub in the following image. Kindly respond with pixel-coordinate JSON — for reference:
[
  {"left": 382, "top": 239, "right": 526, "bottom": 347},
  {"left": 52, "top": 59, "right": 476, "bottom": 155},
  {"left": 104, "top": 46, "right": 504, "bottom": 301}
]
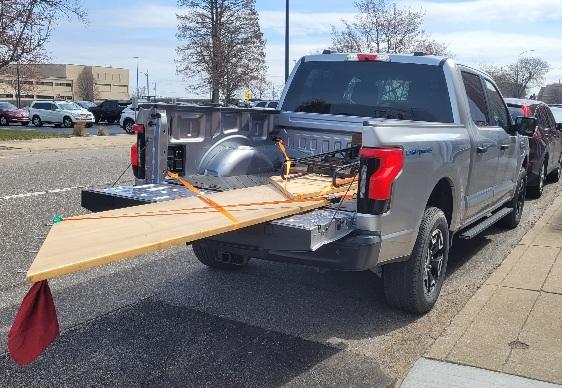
[{"left": 72, "top": 122, "right": 88, "bottom": 137}]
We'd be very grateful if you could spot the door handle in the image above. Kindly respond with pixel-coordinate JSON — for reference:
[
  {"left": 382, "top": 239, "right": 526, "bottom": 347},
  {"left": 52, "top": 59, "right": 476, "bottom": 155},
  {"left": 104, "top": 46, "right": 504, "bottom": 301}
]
[
  {"left": 476, "top": 146, "right": 488, "bottom": 153},
  {"left": 500, "top": 144, "right": 510, "bottom": 150}
]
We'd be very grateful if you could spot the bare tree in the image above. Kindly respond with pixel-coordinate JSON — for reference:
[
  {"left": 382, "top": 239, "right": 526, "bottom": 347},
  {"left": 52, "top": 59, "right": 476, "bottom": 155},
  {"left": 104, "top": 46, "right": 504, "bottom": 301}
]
[
  {"left": 176, "top": 0, "right": 266, "bottom": 104},
  {"left": 0, "top": 0, "right": 87, "bottom": 70},
  {"left": 481, "top": 57, "right": 550, "bottom": 98},
  {"left": 248, "top": 73, "right": 270, "bottom": 100},
  {"left": 330, "top": 0, "right": 449, "bottom": 56},
  {"left": 76, "top": 67, "right": 98, "bottom": 101}
]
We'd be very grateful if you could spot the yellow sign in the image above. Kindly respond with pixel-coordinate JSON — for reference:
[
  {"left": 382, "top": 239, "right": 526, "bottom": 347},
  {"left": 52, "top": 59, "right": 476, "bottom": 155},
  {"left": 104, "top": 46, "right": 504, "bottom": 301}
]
[{"left": 244, "top": 90, "right": 251, "bottom": 101}]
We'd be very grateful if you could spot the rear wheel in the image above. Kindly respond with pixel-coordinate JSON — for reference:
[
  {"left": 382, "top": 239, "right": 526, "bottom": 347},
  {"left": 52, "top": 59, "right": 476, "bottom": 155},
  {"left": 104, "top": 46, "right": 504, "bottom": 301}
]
[
  {"left": 383, "top": 207, "right": 449, "bottom": 314},
  {"left": 192, "top": 242, "right": 248, "bottom": 270},
  {"left": 32, "top": 115, "right": 42, "bottom": 127},
  {"left": 0, "top": 115, "right": 8, "bottom": 126},
  {"left": 501, "top": 167, "right": 526, "bottom": 229},
  {"left": 547, "top": 155, "right": 561, "bottom": 183},
  {"left": 528, "top": 161, "right": 546, "bottom": 198},
  {"left": 123, "top": 119, "right": 134, "bottom": 134}
]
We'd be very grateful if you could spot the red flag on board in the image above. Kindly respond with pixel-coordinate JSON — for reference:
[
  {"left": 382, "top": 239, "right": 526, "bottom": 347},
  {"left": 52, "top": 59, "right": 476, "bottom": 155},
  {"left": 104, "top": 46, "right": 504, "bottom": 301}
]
[{"left": 8, "top": 280, "right": 59, "bottom": 365}]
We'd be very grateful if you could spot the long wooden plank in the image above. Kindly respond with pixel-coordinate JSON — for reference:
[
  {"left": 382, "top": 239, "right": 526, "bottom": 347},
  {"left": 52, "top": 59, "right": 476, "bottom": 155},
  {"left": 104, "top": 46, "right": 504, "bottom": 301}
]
[{"left": 27, "top": 176, "right": 355, "bottom": 283}]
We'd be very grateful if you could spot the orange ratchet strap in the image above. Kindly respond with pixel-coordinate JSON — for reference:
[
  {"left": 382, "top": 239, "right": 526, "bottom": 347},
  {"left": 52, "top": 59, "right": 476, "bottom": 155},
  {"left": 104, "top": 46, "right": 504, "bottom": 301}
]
[
  {"left": 274, "top": 138, "right": 291, "bottom": 179},
  {"left": 167, "top": 171, "right": 239, "bottom": 227}
]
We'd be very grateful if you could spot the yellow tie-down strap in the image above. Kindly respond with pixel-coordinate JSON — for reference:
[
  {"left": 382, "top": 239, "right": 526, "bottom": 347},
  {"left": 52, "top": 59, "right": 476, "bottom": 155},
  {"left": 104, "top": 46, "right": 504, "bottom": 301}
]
[{"left": 167, "top": 172, "right": 240, "bottom": 227}]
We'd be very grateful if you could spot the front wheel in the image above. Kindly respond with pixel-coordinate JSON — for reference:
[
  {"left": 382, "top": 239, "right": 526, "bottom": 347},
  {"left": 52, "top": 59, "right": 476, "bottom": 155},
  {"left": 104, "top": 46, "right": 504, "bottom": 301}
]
[
  {"left": 0, "top": 115, "right": 8, "bottom": 126},
  {"left": 63, "top": 116, "right": 74, "bottom": 128},
  {"left": 383, "top": 207, "right": 449, "bottom": 314},
  {"left": 500, "top": 167, "right": 526, "bottom": 229}
]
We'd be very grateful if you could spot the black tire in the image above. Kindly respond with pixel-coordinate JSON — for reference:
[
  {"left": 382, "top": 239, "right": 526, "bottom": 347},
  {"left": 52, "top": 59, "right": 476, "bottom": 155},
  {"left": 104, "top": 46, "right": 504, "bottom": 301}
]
[
  {"left": 32, "top": 115, "right": 42, "bottom": 127},
  {"left": 0, "top": 115, "right": 8, "bottom": 126},
  {"left": 547, "top": 155, "right": 561, "bottom": 183},
  {"left": 123, "top": 119, "right": 134, "bottom": 134},
  {"left": 192, "top": 242, "right": 248, "bottom": 270},
  {"left": 527, "top": 161, "right": 546, "bottom": 198},
  {"left": 383, "top": 207, "right": 449, "bottom": 314},
  {"left": 63, "top": 116, "right": 74, "bottom": 128},
  {"left": 500, "top": 167, "right": 526, "bottom": 229}
]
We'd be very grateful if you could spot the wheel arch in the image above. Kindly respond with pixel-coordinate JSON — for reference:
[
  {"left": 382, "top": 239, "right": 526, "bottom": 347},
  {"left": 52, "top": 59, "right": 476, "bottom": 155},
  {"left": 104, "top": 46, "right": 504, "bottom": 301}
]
[{"left": 426, "top": 177, "right": 455, "bottom": 229}]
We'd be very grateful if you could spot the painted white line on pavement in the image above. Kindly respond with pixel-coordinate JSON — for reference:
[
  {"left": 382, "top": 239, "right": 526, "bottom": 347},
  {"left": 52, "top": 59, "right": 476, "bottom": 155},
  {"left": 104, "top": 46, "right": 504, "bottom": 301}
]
[{"left": 0, "top": 186, "right": 85, "bottom": 200}]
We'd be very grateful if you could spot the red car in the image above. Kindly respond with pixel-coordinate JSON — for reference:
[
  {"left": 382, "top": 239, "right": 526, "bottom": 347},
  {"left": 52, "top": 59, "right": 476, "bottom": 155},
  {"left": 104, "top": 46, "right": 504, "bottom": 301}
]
[{"left": 0, "top": 102, "right": 30, "bottom": 126}]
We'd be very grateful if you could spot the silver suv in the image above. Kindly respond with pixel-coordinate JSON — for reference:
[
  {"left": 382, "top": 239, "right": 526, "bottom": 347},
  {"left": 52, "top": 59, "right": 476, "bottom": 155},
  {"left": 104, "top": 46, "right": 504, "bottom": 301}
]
[{"left": 29, "top": 100, "right": 95, "bottom": 128}]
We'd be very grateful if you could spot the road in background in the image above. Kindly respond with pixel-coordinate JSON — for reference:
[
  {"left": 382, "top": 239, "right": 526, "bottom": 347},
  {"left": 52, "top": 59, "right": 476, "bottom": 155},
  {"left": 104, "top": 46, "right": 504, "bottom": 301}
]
[
  {"left": 0, "top": 122, "right": 128, "bottom": 136},
  {"left": 0, "top": 144, "right": 560, "bottom": 387}
]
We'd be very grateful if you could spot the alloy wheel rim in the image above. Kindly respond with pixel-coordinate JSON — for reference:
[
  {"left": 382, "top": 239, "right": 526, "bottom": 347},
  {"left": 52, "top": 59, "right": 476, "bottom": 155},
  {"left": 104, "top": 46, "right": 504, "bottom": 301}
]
[
  {"left": 0, "top": 117, "right": 6, "bottom": 125},
  {"left": 423, "top": 228, "right": 445, "bottom": 296}
]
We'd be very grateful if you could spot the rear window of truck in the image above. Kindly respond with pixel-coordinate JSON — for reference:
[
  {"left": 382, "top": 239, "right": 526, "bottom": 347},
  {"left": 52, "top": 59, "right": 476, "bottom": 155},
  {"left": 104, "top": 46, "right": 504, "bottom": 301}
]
[{"left": 282, "top": 61, "right": 453, "bottom": 123}]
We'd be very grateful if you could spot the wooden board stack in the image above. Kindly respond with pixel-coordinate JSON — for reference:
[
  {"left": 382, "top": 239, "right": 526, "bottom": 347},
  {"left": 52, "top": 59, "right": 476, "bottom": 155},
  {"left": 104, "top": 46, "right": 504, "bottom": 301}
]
[{"left": 26, "top": 174, "right": 357, "bottom": 282}]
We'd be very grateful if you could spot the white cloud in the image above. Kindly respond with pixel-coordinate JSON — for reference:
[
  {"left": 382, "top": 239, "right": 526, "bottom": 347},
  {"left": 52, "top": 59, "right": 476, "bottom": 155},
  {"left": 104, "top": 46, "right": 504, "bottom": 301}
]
[
  {"left": 259, "top": 10, "right": 354, "bottom": 36},
  {"left": 415, "top": 0, "right": 562, "bottom": 24}
]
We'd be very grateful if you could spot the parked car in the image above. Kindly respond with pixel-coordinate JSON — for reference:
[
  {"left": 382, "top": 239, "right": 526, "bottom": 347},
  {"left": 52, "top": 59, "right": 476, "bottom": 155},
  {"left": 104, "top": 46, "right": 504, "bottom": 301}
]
[
  {"left": 119, "top": 101, "right": 147, "bottom": 134},
  {"left": 88, "top": 100, "right": 130, "bottom": 124},
  {"left": 253, "top": 100, "right": 278, "bottom": 109},
  {"left": 0, "top": 102, "right": 29, "bottom": 126},
  {"left": 29, "top": 100, "right": 95, "bottom": 128},
  {"left": 506, "top": 98, "right": 562, "bottom": 197},
  {"left": 85, "top": 53, "right": 532, "bottom": 314},
  {"left": 76, "top": 101, "right": 97, "bottom": 110}
]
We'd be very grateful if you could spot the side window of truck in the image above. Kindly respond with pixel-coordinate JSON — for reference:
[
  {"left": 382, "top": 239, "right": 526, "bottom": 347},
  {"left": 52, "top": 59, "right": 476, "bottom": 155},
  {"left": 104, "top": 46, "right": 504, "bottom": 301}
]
[
  {"left": 483, "top": 79, "right": 510, "bottom": 131},
  {"left": 461, "top": 71, "right": 488, "bottom": 126}
]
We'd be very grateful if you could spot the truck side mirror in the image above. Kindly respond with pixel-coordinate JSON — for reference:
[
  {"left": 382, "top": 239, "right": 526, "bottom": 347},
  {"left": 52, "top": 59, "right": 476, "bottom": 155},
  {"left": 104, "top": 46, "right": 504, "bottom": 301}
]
[{"left": 514, "top": 116, "right": 537, "bottom": 137}]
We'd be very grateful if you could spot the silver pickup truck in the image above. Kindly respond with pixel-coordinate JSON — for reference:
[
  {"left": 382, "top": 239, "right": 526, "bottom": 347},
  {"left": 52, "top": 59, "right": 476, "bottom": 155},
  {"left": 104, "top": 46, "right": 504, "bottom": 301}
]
[{"left": 83, "top": 53, "right": 534, "bottom": 313}]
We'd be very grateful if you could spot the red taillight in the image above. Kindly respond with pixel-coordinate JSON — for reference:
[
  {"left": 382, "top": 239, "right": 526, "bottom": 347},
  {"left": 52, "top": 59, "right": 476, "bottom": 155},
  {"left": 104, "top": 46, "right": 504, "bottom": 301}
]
[
  {"left": 521, "top": 105, "right": 530, "bottom": 118},
  {"left": 359, "top": 147, "right": 404, "bottom": 200},
  {"left": 132, "top": 124, "right": 144, "bottom": 134},
  {"left": 130, "top": 142, "right": 139, "bottom": 167}
]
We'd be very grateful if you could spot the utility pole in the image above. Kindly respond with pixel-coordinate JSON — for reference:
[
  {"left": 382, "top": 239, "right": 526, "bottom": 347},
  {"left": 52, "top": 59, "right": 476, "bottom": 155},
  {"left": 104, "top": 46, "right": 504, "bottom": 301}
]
[
  {"left": 285, "top": 0, "right": 289, "bottom": 82},
  {"left": 16, "top": 62, "right": 21, "bottom": 108},
  {"left": 153, "top": 82, "right": 157, "bottom": 100},
  {"left": 144, "top": 71, "right": 149, "bottom": 100}
]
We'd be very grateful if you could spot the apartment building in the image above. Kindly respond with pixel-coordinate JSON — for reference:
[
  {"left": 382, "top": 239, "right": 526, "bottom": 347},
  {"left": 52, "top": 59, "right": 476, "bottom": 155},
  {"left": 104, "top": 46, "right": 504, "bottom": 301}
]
[{"left": 0, "top": 64, "right": 129, "bottom": 104}]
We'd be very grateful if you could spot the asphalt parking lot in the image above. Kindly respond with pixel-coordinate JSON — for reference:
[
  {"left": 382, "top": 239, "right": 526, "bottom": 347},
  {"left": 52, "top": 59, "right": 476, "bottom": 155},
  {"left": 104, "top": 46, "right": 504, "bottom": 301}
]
[
  {"left": 0, "top": 145, "right": 561, "bottom": 387},
  {"left": 0, "top": 122, "right": 127, "bottom": 136}
]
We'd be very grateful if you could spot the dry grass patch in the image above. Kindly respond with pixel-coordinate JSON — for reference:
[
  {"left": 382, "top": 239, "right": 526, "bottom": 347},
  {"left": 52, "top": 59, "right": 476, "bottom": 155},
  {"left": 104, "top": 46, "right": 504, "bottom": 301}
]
[
  {"left": 97, "top": 127, "right": 109, "bottom": 136},
  {"left": 72, "top": 122, "right": 89, "bottom": 137}
]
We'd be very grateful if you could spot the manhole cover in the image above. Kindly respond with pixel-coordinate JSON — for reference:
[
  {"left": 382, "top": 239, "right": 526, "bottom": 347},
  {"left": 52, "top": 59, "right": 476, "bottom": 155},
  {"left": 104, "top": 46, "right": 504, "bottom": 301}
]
[{"left": 509, "top": 340, "right": 529, "bottom": 350}]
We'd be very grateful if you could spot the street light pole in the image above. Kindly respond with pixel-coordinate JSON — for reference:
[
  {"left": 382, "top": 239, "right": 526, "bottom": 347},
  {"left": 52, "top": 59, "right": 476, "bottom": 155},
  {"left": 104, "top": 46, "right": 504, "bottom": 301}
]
[
  {"left": 144, "top": 71, "right": 149, "bottom": 101},
  {"left": 133, "top": 56, "right": 139, "bottom": 98},
  {"left": 285, "top": 0, "right": 289, "bottom": 82}
]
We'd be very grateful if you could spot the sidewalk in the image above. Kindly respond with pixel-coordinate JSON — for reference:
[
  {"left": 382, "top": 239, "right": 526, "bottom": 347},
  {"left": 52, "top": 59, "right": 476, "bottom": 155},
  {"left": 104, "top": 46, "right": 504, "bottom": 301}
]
[
  {"left": 404, "top": 193, "right": 562, "bottom": 386},
  {"left": 0, "top": 135, "right": 132, "bottom": 156}
]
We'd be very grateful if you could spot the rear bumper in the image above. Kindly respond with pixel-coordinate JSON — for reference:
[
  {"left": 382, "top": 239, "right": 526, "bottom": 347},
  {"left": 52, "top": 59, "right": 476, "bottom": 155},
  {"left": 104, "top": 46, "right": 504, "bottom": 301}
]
[{"left": 198, "top": 230, "right": 382, "bottom": 271}]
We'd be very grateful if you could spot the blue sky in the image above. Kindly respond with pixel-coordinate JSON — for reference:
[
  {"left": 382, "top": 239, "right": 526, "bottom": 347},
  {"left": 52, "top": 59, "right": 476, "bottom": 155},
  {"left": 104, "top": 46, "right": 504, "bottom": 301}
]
[{"left": 46, "top": 0, "right": 562, "bottom": 98}]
